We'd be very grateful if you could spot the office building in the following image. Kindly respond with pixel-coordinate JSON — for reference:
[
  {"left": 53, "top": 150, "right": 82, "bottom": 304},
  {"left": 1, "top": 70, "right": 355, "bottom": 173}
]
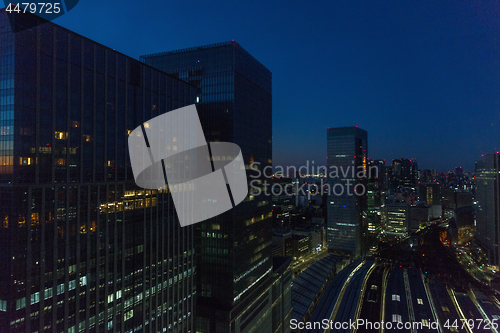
[
  {"left": 418, "top": 182, "right": 441, "bottom": 205},
  {"left": 141, "top": 42, "right": 274, "bottom": 333},
  {"left": 391, "top": 158, "right": 418, "bottom": 188},
  {"left": 270, "top": 257, "right": 292, "bottom": 333},
  {"left": 0, "top": 10, "right": 197, "bottom": 332},
  {"left": 475, "top": 153, "right": 500, "bottom": 266},
  {"left": 326, "top": 127, "right": 368, "bottom": 258},
  {"left": 366, "top": 159, "right": 383, "bottom": 251},
  {"left": 385, "top": 203, "right": 410, "bottom": 238},
  {"left": 272, "top": 177, "right": 294, "bottom": 231}
]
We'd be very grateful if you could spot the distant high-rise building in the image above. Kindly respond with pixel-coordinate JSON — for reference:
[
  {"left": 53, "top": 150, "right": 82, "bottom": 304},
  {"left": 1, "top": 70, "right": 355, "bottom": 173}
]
[
  {"left": 418, "top": 183, "right": 441, "bottom": 205},
  {"left": 366, "top": 159, "right": 383, "bottom": 251},
  {"left": 326, "top": 127, "right": 367, "bottom": 258},
  {"left": 386, "top": 203, "right": 410, "bottom": 238},
  {"left": 0, "top": 10, "right": 196, "bottom": 332},
  {"left": 420, "top": 169, "right": 434, "bottom": 183},
  {"left": 272, "top": 177, "right": 294, "bottom": 231},
  {"left": 475, "top": 153, "right": 500, "bottom": 266},
  {"left": 455, "top": 167, "right": 464, "bottom": 177},
  {"left": 441, "top": 188, "right": 456, "bottom": 210},
  {"left": 391, "top": 158, "right": 418, "bottom": 188},
  {"left": 385, "top": 166, "right": 393, "bottom": 190},
  {"left": 456, "top": 192, "right": 473, "bottom": 209},
  {"left": 141, "top": 42, "right": 275, "bottom": 332}
]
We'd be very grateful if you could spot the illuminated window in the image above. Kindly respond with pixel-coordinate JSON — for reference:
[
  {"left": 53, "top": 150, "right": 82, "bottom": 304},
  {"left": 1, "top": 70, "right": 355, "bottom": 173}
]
[
  {"left": 107, "top": 160, "right": 114, "bottom": 167},
  {"left": 18, "top": 214, "right": 26, "bottom": 227},
  {"left": 417, "top": 298, "right": 423, "bottom": 305},
  {"left": 71, "top": 121, "right": 79, "bottom": 128},
  {"left": 38, "top": 147, "right": 52, "bottom": 154},
  {"left": 19, "top": 157, "right": 32, "bottom": 165},
  {"left": 212, "top": 224, "right": 220, "bottom": 230},
  {"left": 83, "top": 135, "right": 91, "bottom": 142},
  {"left": 55, "top": 132, "right": 68, "bottom": 140},
  {"left": 89, "top": 221, "right": 96, "bottom": 232},
  {"left": 124, "top": 200, "right": 134, "bottom": 210},
  {"left": 0, "top": 300, "right": 6, "bottom": 312},
  {"left": 135, "top": 199, "right": 144, "bottom": 208},
  {"left": 31, "top": 213, "right": 40, "bottom": 226},
  {"left": 127, "top": 130, "right": 132, "bottom": 135},
  {"left": 2, "top": 216, "right": 8, "bottom": 229},
  {"left": 55, "top": 159, "right": 66, "bottom": 166},
  {"left": 107, "top": 202, "right": 115, "bottom": 213},
  {"left": 124, "top": 309, "right": 133, "bottom": 321},
  {"left": 392, "top": 314, "right": 402, "bottom": 323}
]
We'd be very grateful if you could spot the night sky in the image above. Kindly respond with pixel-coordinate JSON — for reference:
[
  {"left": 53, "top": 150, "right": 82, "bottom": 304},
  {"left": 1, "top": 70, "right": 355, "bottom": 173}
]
[{"left": 45, "top": 0, "right": 500, "bottom": 172}]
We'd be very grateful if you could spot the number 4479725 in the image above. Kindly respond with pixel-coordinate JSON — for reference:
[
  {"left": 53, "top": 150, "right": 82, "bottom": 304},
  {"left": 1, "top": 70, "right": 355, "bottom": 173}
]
[{"left": 5, "top": 3, "right": 61, "bottom": 14}]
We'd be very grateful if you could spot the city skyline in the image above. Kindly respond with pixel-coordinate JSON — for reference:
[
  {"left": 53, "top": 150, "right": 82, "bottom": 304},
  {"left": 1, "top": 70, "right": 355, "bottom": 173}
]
[
  {"left": 2, "top": 2, "right": 499, "bottom": 333},
  {"left": 47, "top": 0, "right": 500, "bottom": 172}
]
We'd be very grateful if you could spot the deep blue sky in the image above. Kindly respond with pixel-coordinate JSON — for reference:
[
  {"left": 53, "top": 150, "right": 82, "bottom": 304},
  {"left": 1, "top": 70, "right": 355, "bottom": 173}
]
[{"left": 48, "top": 0, "right": 499, "bottom": 172}]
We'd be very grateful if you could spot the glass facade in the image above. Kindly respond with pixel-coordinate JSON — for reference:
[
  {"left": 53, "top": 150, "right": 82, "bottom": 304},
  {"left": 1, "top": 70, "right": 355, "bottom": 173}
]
[
  {"left": 326, "top": 127, "right": 368, "bottom": 258},
  {"left": 0, "top": 13, "right": 14, "bottom": 175},
  {"left": 0, "top": 9, "right": 196, "bottom": 333},
  {"left": 142, "top": 42, "right": 273, "bottom": 332}
]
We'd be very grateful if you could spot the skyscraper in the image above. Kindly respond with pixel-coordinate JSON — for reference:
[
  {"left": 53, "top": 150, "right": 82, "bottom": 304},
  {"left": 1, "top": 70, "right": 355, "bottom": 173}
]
[
  {"left": 366, "top": 159, "right": 384, "bottom": 251},
  {"left": 141, "top": 42, "right": 274, "bottom": 333},
  {"left": 475, "top": 153, "right": 500, "bottom": 266},
  {"left": 418, "top": 183, "right": 441, "bottom": 206},
  {"left": 0, "top": 10, "right": 196, "bottom": 332},
  {"left": 326, "top": 127, "right": 368, "bottom": 258},
  {"left": 391, "top": 158, "right": 418, "bottom": 188}
]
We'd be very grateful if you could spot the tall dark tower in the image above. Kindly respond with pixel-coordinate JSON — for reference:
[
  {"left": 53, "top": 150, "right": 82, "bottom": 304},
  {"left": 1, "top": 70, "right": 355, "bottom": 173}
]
[
  {"left": 141, "top": 42, "right": 274, "bottom": 332},
  {"left": 326, "top": 127, "right": 368, "bottom": 258},
  {"left": 391, "top": 158, "right": 418, "bottom": 188},
  {"left": 0, "top": 10, "right": 197, "bottom": 332},
  {"left": 475, "top": 153, "right": 500, "bottom": 266}
]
